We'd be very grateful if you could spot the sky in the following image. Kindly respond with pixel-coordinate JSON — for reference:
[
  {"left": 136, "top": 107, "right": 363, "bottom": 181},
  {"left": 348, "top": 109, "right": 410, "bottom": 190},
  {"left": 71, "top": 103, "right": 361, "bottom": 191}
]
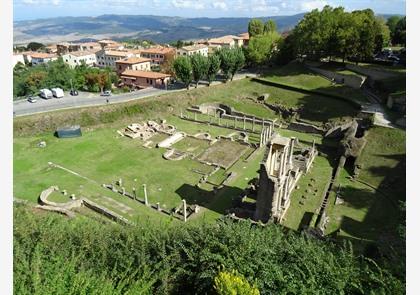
[{"left": 13, "top": 0, "right": 406, "bottom": 21}]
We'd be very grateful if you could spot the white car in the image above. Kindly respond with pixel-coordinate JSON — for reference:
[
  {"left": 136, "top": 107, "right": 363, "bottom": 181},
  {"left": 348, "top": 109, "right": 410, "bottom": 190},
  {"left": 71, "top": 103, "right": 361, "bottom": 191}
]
[
  {"left": 27, "top": 96, "right": 37, "bottom": 103},
  {"left": 40, "top": 89, "right": 53, "bottom": 99},
  {"left": 51, "top": 88, "right": 64, "bottom": 98}
]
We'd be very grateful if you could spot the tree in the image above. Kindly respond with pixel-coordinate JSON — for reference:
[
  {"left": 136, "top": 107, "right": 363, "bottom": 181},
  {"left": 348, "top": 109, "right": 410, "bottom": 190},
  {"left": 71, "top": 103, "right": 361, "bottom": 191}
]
[
  {"left": 172, "top": 56, "right": 192, "bottom": 89},
  {"left": 231, "top": 48, "right": 245, "bottom": 81},
  {"left": 216, "top": 48, "right": 235, "bottom": 81},
  {"left": 373, "top": 17, "right": 391, "bottom": 53},
  {"left": 207, "top": 54, "right": 221, "bottom": 86},
  {"left": 263, "top": 19, "right": 277, "bottom": 34},
  {"left": 386, "top": 16, "right": 403, "bottom": 45},
  {"left": 26, "top": 42, "right": 45, "bottom": 51},
  {"left": 190, "top": 53, "right": 208, "bottom": 88},
  {"left": 248, "top": 19, "right": 264, "bottom": 37},
  {"left": 214, "top": 270, "right": 260, "bottom": 295},
  {"left": 247, "top": 32, "right": 280, "bottom": 68},
  {"left": 394, "top": 16, "right": 406, "bottom": 45}
]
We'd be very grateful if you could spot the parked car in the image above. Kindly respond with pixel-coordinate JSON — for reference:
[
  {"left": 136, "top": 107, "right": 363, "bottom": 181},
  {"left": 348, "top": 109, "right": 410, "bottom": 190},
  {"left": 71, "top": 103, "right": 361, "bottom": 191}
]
[
  {"left": 51, "top": 88, "right": 64, "bottom": 98},
  {"left": 100, "top": 90, "right": 112, "bottom": 96},
  {"left": 70, "top": 89, "right": 79, "bottom": 96},
  {"left": 39, "top": 89, "right": 53, "bottom": 99},
  {"left": 27, "top": 96, "right": 37, "bottom": 103}
]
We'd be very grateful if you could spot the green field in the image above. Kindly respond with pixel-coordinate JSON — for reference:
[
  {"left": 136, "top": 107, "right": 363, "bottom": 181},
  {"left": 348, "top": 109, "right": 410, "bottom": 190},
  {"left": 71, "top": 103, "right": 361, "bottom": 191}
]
[
  {"left": 326, "top": 127, "right": 405, "bottom": 242},
  {"left": 261, "top": 62, "right": 368, "bottom": 103}
]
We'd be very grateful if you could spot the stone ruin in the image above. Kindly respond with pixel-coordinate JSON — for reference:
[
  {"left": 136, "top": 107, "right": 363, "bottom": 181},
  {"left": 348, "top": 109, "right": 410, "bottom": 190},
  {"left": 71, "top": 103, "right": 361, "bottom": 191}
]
[
  {"left": 122, "top": 120, "right": 176, "bottom": 140},
  {"left": 254, "top": 133, "right": 317, "bottom": 223}
]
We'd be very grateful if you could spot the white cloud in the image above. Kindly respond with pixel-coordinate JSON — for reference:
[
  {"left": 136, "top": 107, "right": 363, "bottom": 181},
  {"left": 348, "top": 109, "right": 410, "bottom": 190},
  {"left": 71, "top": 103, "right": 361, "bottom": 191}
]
[
  {"left": 212, "top": 1, "right": 228, "bottom": 11},
  {"left": 300, "top": 0, "right": 329, "bottom": 11},
  {"left": 171, "top": 0, "right": 206, "bottom": 10}
]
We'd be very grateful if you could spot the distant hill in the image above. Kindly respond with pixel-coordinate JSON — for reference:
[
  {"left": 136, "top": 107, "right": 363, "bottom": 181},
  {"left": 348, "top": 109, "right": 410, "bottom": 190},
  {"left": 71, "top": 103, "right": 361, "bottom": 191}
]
[
  {"left": 13, "top": 14, "right": 305, "bottom": 45},
  {"left": 13, "top": 13, "right": 402, "bottom": 45}
]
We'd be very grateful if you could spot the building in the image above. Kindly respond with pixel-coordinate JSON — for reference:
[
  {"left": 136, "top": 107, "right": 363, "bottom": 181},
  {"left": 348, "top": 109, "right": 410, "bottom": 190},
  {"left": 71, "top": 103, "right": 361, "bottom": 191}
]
[
  {"left": 238, "top": 32, "right": 250, "bottom": 47},
  {"left": 115, "top": 57, "right": 152, "bottom": 75},
  {"left": 207, "top": 35, "right": 244, "bottom": 49},
  {"left": 57, "top": 42, "right": 101, "bottom": 55},
  {"left": 13, "top": 54, "right": 25, "bottom": 67},
  {"left": 62, "top": 51, "right": 98, "bottom": 68},
  {"left": 138, "top": 47, "right": 176, "bottom": 66},
  {"left": 176, "top": 44, "right": 208, "bottom": 57},
  {"left": 120, "top": 70, "right": 171, "bottom": 89},
  {"left": 98, "top": 40, "right": 124, "bottom": 50},
  {"left": 95, "top": 50, "right": 135, "bottom": 68},
  {"left": 45, "top": 44, "right": 58, "bottom": 54},
  {"left": 254, "top": 134, "right": 317, "bottom": 223},
  {"left": 30, "top": 52, "right": 58, "bottom": 65}
]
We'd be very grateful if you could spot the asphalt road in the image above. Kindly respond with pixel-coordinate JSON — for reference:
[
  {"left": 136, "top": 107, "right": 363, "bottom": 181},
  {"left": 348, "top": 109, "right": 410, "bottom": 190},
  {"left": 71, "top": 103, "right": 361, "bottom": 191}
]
[{"left": 13, "top": 71, "right": 257, "bottom": 117}]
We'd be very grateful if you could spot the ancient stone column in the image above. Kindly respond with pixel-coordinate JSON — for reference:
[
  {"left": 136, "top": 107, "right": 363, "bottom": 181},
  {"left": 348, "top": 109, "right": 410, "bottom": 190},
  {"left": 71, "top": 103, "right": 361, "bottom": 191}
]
[
  {"left": 122, "top": 187, "right": 125, "bottom": 196},
  {"left": 259, "top": 130, "right": 263, "bottom": 147},
  {"left": 157, "top": 202, "right": 161, "bottom": 211},
  {"left": 312, "top": 139, "right": 316, "bottom": 151},
  {"left": 180, "top": 110, "right": 183, "bottom": 118},
  {"left": 252, "top": 117, "right": 255, "bottom": 132},
  {"left": 182, "top": 199, "right": 187, "bottom": 222},
  {"left": 119, "top": 178, "right": 122, "bottom": 186},
  {"left": 143, "top": 184, "right": 148, "bottom": 206},
  {"left": 289, "top": 137, "right": 295, "bottom": 165},
  {"left": 278, "top": 151, "right": 284, "bottom": 178},
  {"left": 243, "top": 117, "right": 246, "bottom": 130}
]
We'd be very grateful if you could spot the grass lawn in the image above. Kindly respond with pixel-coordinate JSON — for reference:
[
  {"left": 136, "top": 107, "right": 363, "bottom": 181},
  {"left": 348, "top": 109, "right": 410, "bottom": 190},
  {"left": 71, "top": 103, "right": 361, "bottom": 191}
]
[
  {"left": 282, "top": 156, "right": 334, "bottom": 231},
  {"left": 325, "top": 126, "right": 405, "bottom": 242},
  {"left": 261, "top": 62, "right": 368, "bottom": 103}
]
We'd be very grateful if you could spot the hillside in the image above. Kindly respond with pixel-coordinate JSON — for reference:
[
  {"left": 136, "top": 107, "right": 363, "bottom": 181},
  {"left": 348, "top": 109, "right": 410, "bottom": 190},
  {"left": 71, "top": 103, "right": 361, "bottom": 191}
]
[{"left": 13, "top": 13, "right": 305, "bottom": 44}]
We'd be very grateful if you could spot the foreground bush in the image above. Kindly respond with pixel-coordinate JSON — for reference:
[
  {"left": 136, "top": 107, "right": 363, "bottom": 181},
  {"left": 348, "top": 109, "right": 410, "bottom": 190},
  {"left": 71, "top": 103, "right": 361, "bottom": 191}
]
[{"left": 14, "top": 205, "right": 404, "bottom": 294}]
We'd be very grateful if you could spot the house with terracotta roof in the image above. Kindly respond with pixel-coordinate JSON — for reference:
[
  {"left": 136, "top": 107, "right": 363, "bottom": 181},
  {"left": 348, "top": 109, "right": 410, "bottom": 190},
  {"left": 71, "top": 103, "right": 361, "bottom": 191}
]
[
  {"left": 176, "top": 44, "right": 208, "bottom": 57},
  {"left": 98, "top": 40, "right": 124, "bottom": 50},
  {"left": 238, "top": 32, "right": 250, "bottom": 47},
  {"left": 56, "top": 42, "right": 102, "bottom": 55},
  {"left": 207, "top": 35, "right": 244, "bottom": 49},
  {"left": 115, "top": 57, "right": 152, "bottom": 75},
  {"left": 138, "top": 47, "right": 176, "bottom": 66},
  {"left": 95, "top": 50, "right": 136, "bottom": 68},
  {"left": 62, "top": 51, "right": 98, "bottom": 68},
  {"left": 30, "top": 52, "right": 58, "bottom": 65},
  {"left": 120, "top": 70, "right": 171, "bottom": 89}
]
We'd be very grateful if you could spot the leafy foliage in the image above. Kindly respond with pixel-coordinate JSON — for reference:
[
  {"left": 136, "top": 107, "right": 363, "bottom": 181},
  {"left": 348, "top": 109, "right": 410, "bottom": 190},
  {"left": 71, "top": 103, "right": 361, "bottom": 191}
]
[
  {"left": 248, "top": 19, "right": 264, "bottom": 37},
  {"left": 207, "top": 54, "right": 221, "bottom": 86},
  {"left": 190, "top": 53, "right": 209, "bottom": 88},
  {"left": 172, "top": 56, "right": 193, "bottom": 89},
  {"left": 216, "top": 47, "right": 245, "bottom": 81},
  {"left": 13, "top": 58, "right": 117, "bottom": 98},
  {"left": 291, "top": 6, "right": 391, "bottom": 62},
  {"left": 14, "top": 205, "right": 405, "bottom": 294},
  {"left": 214, "top": 270, "right": 260, "bottom": 295}
]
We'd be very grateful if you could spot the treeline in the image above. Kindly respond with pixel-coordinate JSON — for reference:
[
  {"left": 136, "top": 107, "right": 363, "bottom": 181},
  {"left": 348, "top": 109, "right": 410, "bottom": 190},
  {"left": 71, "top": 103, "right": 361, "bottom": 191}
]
[
  {"left": 284, "top": 6, "right": 391, "bottom": 62},
  {"left": 13, "top": 58, "right": 118, "bottom": 98},
  {"left": 14, "top": 205, "right": 404, "bottom": 294},
  {"left": 386, "top": 16, "right": 406, "bottom": 46},
  {"left": 172, "top": 47, "right": 245, "bottom": 89}
]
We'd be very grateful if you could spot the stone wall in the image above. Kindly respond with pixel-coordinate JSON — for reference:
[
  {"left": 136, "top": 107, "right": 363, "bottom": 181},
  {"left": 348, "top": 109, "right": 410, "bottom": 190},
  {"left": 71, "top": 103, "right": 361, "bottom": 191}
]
[{"left": 287, "top": 121, "right": 325, "bottom": 135}]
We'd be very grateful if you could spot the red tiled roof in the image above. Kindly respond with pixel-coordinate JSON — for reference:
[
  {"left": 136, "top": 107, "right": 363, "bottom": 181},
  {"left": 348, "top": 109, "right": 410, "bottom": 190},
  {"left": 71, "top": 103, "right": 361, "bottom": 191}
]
[
  {"left": 121, "top": 70, "right": 171, "bottom": 79},
  {"left": 116, "top": 57, "right": 151, "bottom": 64}
]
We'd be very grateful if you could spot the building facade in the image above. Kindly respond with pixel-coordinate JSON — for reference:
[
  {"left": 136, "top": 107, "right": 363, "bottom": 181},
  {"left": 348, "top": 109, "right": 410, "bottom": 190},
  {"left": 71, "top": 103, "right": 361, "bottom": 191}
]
[
  {"left": 115, "top": 57, "right": 152, "bottom": 75},
  {"left": 30, "top": 52, "right": 58, "bottom": 65},
  {"left": 138, "top": 47, "right": 176, "bottom": 65},
  {"left": 176, "top": 44, "right": 208, "bottom": 57},
  {"left": 95, "top": 50, "right": 135, "bottom": 68},
  {"left": 120, "top": 70, "right": 171, "bottom": 89},
  {"left": 62, "top": 51, "right": 97, "bottom": 68}
]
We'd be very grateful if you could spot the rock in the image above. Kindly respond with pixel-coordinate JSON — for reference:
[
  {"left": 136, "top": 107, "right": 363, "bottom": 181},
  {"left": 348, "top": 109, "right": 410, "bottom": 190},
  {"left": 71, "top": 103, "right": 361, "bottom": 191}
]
[{"left": 38, "top": 141, "right": 47, "bottom": 148}]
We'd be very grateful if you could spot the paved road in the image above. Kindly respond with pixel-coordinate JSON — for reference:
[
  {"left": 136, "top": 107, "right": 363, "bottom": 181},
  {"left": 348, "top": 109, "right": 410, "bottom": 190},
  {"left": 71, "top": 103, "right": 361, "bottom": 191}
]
[{"left": 13, "top": 71, "right": 257, "bottom": 117}]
